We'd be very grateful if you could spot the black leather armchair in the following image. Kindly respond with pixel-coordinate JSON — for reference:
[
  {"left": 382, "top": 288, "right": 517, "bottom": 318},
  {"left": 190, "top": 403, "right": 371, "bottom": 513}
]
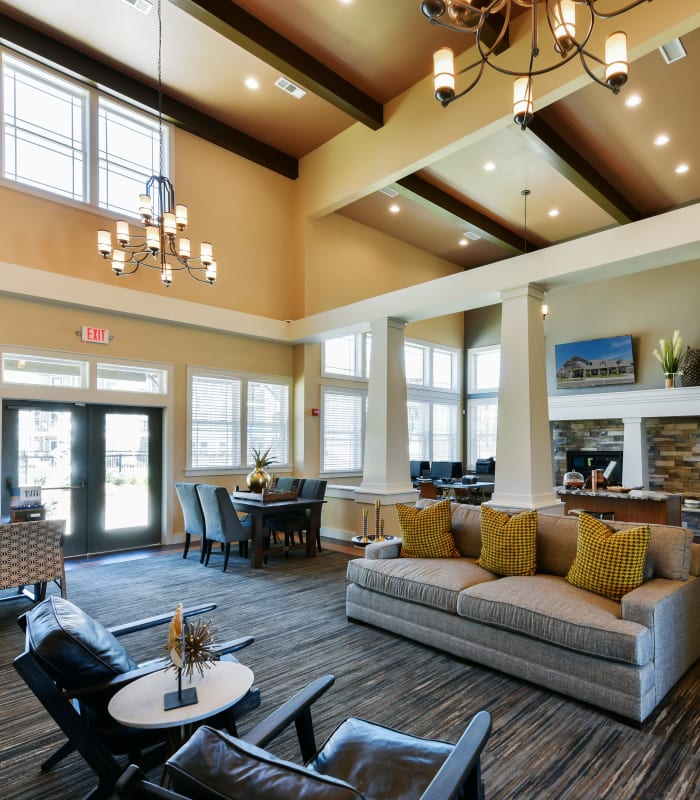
[
  {"left": 14, "top": 596, "right": 259, "bottom": 800},
  {"left": 116, "top": 675, "right": 491, "bottom": 800}
]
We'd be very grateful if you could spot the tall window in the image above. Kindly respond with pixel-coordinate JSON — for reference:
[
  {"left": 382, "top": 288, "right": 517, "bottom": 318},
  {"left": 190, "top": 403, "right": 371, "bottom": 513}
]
[
  {"left": 188, "top": 369, "right": 290, "bottom": 471},
  {"left": 322, "top": 333, "right": 461, "bottom": 470},
  {"left": 320, "top": 387, "right": 366, "bottom": 473},
  {"left": 98, "top": 98, "right": 161, "bottom": 216},
  {"left": 1, "top": 51, "right": 166, "bottom": 215},
  {"left": 3, "top": 54, "right": 87, "bottom": 200},
  {"left": 466, "top": 345, "right": 500, "bottom": 468}
]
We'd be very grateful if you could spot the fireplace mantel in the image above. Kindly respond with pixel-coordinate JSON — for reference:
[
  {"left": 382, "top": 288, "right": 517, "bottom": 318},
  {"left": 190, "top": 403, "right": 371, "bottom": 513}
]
[{"left": 548, "top": 385, "right": 700, "bottom": 422}]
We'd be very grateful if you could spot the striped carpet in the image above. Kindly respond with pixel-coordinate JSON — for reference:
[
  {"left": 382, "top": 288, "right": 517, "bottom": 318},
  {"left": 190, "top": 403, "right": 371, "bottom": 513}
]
[{"left": 1, "top": 550, "right": 698, "bottom": 799}]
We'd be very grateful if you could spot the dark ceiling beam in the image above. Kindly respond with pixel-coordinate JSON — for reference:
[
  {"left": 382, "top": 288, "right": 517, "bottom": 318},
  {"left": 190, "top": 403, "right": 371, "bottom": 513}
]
[
  {"left": 526, "top": 116, "right": 642, "bottom": 225},
  {"left": 396, "top": 175, "right": 536, "bottom": 255},
  {"left": 168, "top": 0, "right": 384, "bottom": 130},
  {"left": 0, "top": 11, "right": 298, "bottom": 179}
]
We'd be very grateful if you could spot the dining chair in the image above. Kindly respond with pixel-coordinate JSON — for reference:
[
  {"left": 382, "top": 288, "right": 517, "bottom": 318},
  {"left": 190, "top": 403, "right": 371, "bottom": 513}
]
[
  {"left": 196, "top": 485, "right": 253, "bottom": 572},
  {"left": 266, "top": 479, "right": 326, "bottom": 553},
  {"left": 174, "top": 482, "right": 206, "bottom": 562},
  {"left": 116, "top": 674, "right": 492, "bottom": 800}
]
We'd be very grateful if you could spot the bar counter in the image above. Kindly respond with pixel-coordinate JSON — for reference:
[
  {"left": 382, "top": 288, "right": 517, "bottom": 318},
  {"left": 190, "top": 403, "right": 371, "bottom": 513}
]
[{"left": 555, "top": 487, "right": 683, "bottom": 526}]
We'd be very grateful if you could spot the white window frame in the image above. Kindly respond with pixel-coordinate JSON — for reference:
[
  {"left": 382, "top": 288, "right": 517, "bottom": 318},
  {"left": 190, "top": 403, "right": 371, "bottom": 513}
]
[
  {"left": 321, "top": 333, "right": 371, "bottom": 380},
  {"left": 186, "top": 367, "right": 291, "bottom": 475},
  {"left": 467, "top": 344, "right": 501, "bottom": 394},
  {"left": 407, "top": 391, "right": 461, "bottom": 463},
  {"left": 466, "top": 397, "right": 498, "bottom": 469},
  {"left": 0, "top": 48, "right": 168, "bottom": 219},
  {"left": 320, "top": 384, "right": 367, "bottom": 476}
]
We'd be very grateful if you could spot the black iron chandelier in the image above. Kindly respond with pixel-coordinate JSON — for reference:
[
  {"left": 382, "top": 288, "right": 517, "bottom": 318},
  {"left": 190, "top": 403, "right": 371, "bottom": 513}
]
[
  {"left": 97, "top": 0, "right": 216, "bottom": 287},
  {"left": 421, "top": 0, "right": 653, "bottom": 129}
]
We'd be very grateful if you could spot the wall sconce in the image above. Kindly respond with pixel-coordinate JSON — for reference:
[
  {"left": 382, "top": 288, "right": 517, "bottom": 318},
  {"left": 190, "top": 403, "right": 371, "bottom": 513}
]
[{"left": 542, "top": 304, "right": 549, "bottom": 320}]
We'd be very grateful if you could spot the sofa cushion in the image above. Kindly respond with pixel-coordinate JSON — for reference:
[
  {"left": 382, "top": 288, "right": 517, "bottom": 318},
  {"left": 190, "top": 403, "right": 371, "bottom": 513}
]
[
  {"left": 25, "top": 596, "right": 137, "bottom": 689},
  {"left": 396, "top": 500, "right": 461, "bottom": 559},
  {"left": 449, "top": 503, "right": 482, "bottom": 558},
  {"left": 347, "top": 557, "right": 497, "bottom": 614},
  {"left": 612, "top": 521, "right": 692, "bottom": 582},
  {"left": 457, "top": 574, "right": 653, "bottom": 665},
  {"left": 309, "top": 716, "right": 454, "bottom": 800},
  {"left": 536, "top": 513, "right": 580, "bottom": 576},
  {"left": 567, "top": 514, "right": 650, "bottom": 601},
  {"left": 477, "top": 506, "right": 538, "bottom": 576},
  {"left": 167, "top": 725, "right": 363, "bottom": 800}
]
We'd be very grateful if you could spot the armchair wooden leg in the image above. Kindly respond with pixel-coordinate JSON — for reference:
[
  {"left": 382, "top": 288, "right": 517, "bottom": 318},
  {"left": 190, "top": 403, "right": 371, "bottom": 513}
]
[
  {"left": 41, "top": 740, "right": 76, "bottom": 772},
  {"left": 223, "top": 543, "right": 231, "bottom": 572},
  {"left": 183, "top": 533, "right": 191, "bottom": 559}
]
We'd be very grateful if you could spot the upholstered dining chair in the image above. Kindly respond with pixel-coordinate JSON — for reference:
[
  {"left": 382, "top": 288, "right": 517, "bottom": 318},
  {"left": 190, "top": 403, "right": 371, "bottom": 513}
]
[
  {"left": 116, "top": 675, "right": 492, "bottom": 800},
  {"left": 196, "top": 485, "right": 253, "bottom": 571},
  {"left": 14, "top": 596, "right": 259, "bottom": 800},
  {"left": 266, "top": 478, "right": 327, "bottom": 553},
  {"left": 174, "top": 482, "right": 206, "bottom": 562}
]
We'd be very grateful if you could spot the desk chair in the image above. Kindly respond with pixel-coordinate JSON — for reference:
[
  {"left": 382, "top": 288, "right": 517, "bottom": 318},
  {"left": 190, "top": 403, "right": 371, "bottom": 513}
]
[
  {"left": 14, "top": 596, "right": 259, "bottom": 800},
  {"left": 116, "top": 675, "right": 492, "bottom": 800}
]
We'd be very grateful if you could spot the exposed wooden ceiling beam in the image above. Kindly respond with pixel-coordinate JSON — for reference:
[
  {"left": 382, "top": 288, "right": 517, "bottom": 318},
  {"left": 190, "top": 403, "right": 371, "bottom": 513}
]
[
  {"left": 526, "top": 116, "right": 642, "bottom": 225},
  {"left": 0, "top": 11, "right": 298, "bottom": 179},
  {"left": 168, "top": 0, "right": 384, "bottom": 130},
  {"left": 396, "top": 175, "right": 539, "bottom": 255}
]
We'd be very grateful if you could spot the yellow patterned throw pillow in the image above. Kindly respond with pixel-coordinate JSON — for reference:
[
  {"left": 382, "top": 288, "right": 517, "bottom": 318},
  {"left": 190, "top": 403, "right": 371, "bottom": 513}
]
[
  {"left": 566, "top": 513, "right": 650, "bottom": 601},
  {"left": 477, "top": 505, "right": 538, "bottom": 576},
  {"left": 396, "top": 500, "right": 461, "bottom": 558}
]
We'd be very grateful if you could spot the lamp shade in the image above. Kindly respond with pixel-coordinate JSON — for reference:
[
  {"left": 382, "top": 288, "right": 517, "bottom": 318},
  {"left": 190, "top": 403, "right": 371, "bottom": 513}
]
[
  {"left": 605, "top": 31, "right": 628, "bottom": 90},
  {"left": 553, "top": 0, "right": 576, "bottom": 53},
  {"left": 433, "top": 47, "right": 455, "bottom": 103},
  {"left": 513, "top": 77, "right": 534, "bottom": 128}
]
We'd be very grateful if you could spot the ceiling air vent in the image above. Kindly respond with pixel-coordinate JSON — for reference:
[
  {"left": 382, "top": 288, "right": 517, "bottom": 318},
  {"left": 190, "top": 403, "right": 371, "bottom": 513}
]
[
  {"left": 120, "top": 0, "right": 153, "bottom": 13},
  {"left": 274, "top": 77, "right": 306, "bottom": 100},
  {"left": 659, "top": 38, "right": 687, "bottom": 64},
  {"left": 379, "top": 186, "right": 399, "bottom": 197},
  {"left": 462, "top": 231, "right": 481, "bottom": 240}
]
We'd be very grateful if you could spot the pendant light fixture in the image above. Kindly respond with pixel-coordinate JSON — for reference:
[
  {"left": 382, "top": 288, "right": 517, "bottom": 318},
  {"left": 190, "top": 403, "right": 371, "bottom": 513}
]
[
  {"left": 97, "top": 0, "right": 217, "bottom": 287},
  {"left": 421, "top": 0, "right": 650, "bottom": 130}
]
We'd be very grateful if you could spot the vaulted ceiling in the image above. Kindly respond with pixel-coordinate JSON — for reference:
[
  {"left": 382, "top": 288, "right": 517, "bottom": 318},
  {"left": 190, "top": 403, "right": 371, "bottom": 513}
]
[{"left": 0, "top": 0, "right": 698, "bottom": 273}]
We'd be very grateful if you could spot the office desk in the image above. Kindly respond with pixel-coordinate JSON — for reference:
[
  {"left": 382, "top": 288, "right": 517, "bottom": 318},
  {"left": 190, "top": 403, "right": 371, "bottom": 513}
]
[
  {"left": 433, "top": 480, "right": 495, "bottom": 503},
  {"left": 231, "top": 494, "right": 325, "bottom": 568}
]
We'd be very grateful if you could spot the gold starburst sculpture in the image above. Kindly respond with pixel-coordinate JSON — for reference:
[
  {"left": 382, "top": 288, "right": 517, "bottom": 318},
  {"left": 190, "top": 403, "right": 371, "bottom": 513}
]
[{"left": 164, "top": 611, "right": 218, "bottom": 680}]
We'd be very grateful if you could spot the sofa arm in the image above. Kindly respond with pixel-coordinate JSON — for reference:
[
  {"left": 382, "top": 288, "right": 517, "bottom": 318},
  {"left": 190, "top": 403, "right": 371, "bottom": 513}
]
[
  {"left": 622, "top": 575, "right": 700, "bottom": 699},
  {"left": 364, "top": 539, "right": 402, "bottom": 560}
]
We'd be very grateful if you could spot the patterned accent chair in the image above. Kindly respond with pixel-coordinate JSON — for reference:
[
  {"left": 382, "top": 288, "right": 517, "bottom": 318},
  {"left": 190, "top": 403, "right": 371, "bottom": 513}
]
[{"left": 0, "top": 519, "right": 66, "bottom": 602}]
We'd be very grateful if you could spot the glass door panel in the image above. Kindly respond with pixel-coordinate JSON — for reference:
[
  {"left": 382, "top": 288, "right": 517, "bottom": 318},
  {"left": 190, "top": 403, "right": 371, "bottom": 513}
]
[{"left": 104, "top": 413, "right": 149, "bottom": 530}]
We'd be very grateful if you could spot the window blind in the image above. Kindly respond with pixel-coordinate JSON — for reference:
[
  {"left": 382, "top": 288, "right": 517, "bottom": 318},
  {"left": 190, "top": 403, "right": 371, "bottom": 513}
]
[
  {"left": 247, "top": 381, "right": 289, "bottom": 466},
  {"left": 321, "top": 387, "right": 365, "bottom": 472},
  {"left": 190, "top": 374, "right": 241, "bottom": 469}
]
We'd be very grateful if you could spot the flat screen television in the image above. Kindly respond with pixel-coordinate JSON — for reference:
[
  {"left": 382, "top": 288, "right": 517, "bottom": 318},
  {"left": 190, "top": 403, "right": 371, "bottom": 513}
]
[
  {"left": 555, "top": 335, "right": 635, "bottom": 389},
  {"left": 566, "top": 450, "right": 623, "bottom": 485}
]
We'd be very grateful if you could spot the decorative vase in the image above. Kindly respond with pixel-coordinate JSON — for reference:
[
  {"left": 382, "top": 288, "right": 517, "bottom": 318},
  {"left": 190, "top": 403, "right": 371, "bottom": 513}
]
[
  {"left": 246, "top": 467, "right": 271, "bottom": 492},
  {"left": 664, "top": 373, "right": 676, "bottom": 389}
]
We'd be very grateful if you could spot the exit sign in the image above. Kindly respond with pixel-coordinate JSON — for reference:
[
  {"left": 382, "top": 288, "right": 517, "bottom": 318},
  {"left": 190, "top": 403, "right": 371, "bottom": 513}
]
[{"left": 81, "top": 325, "right": 110, "bottom": 344}]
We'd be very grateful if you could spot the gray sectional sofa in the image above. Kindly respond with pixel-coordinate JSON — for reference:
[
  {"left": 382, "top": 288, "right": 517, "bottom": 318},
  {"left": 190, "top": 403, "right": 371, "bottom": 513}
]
[{"left": 346, "top": 501, "right": 700, "bottom": 722}]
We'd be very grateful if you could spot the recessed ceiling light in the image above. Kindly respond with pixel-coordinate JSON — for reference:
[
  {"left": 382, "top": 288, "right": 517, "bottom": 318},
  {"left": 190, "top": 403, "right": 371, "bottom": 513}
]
[
  {"left": 675, "top": 163, "right": 690, "bottom": 175},
  {"left": 654, "top": 134, "right": 670, "bottom": 147},
  {"left": 548, "top": 208, "right": 559, "bottom": 217},
  {"left": 389, "top": 204, "right": 401, "bottom": 214},
  {"left": 625, "top": 94, "right": 642, "bottom": 108},
  {"left": 339, "top": 0, "right": 353, "bottom": 4},
  {"left": 244, "top": 77, "right": 260, "bottom": 91},
  {"left": 483, "top": 161, "right": 496, "bottom": 172},
  {"left": 120, "top": 0, "right": 152, "bottom": 14},
  {"left": 458, "top": 238, "right": 469, "bottom": 247}
]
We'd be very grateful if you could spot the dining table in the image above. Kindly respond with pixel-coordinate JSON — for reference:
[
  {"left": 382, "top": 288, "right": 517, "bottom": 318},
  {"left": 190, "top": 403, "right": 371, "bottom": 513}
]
[{"left": 230, "top": 492, "right": 325, "bottom": 568}]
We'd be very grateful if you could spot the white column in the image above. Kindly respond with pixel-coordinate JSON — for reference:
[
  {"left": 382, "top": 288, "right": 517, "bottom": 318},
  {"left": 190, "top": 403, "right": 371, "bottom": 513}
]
[
  {"left": 622, "top": 417, "right": 648, "bottom": 488},
  {"left": 358, "top": 317, "right": 415, "bottom": 498},
  {"left": 489, "top": 285, "right": 562, "bottom": 511}
]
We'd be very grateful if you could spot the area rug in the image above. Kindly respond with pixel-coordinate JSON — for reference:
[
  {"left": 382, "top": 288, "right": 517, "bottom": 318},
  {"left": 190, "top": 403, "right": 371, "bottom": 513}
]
[{"left": 1, "top": 550, "right": 698, "bottom": 799}]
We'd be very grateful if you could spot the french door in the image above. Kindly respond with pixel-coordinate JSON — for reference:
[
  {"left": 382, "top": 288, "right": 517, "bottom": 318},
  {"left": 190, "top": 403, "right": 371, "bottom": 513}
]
[{"left": 2, "top": 401, "right": 162, "bottom": 556}]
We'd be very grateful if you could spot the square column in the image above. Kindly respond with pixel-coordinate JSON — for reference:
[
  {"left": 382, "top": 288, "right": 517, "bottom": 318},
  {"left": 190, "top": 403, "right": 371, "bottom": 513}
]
[
  {"left": 489, "top": 285, "right": 561, "bottom": 511},
  {"left": 358, "top": 317, "right": 414, "bottom": 496}
]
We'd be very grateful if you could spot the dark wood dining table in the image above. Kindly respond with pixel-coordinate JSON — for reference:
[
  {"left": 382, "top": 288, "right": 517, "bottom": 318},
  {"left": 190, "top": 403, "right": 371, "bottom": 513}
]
[{"left": 230, "top": 493, "right": 325, "bottom": 568}]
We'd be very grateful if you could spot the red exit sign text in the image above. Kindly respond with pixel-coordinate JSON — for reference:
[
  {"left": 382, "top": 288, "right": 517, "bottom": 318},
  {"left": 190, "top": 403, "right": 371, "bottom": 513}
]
[{"left": 81, "top": 326, "right": 110, "bottom": 344}]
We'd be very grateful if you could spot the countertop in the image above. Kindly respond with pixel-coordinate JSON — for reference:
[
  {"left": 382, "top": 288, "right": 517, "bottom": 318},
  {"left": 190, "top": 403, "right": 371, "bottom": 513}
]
[{"left": 555, "top": 487, "right": 682, "bottom": 502}]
